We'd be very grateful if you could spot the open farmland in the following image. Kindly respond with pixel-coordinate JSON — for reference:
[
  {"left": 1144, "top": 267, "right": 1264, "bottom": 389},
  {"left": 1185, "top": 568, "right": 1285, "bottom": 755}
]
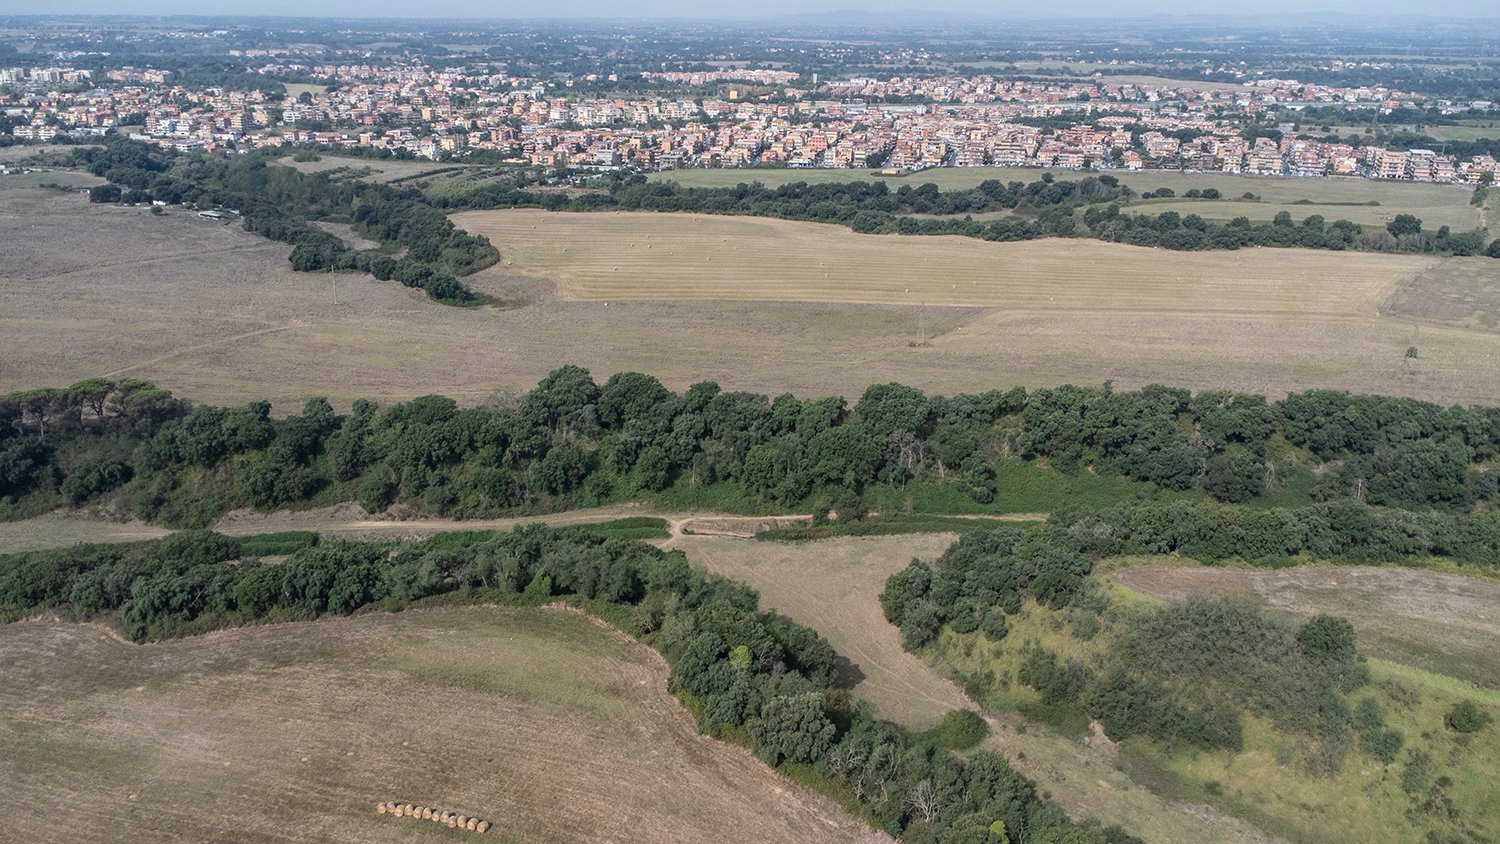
[
  {"left": 678, "top": 533, "right": 1272, "bottom": 844},
  {"left": 454, "top": 209, "right": 1431, "bottom": 311},
  {"left": 1384, "top": 257, "right": 1500, "bottom": 331},
  {"left": 1112, "top": 561, "right": 1500, "bottom": 689},
  {"left": 0, "top": 606, "right": 880, "bottom": 844},
  {"left": 1118, "top": 197, "right": 1479, "bottom": 231},
  {"left": 8, "top": 188, "right": 1500, "bottom": 409},
  {"left": 0, "top": 169, "right": 105, "bottom": 190},
  {"left": 648, "top": 168, "right": 1481, "bottom": 227}
]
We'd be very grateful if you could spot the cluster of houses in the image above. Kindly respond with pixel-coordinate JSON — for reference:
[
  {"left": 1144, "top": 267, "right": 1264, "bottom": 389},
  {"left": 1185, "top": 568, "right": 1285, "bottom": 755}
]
[{"left": 4, "top": 59, "right": 1496, "bottom": 184}]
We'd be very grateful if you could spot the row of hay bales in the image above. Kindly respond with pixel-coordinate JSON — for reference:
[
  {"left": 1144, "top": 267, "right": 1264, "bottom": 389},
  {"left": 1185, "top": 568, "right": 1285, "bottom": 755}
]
[{"left": 376, "top": 801, "right": 491, "bottom": 833}]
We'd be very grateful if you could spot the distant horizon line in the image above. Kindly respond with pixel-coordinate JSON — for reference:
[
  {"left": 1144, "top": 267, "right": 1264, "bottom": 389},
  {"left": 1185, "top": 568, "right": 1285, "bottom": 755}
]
[{"left": 5, "top": 10, "right": 1500, "bottom": 24}]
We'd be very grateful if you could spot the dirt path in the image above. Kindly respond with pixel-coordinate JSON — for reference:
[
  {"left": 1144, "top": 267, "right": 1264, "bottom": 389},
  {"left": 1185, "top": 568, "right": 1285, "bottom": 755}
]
[
  {"left": 102, "top": 324, "right": 298, "bottom": 379},
  {"left": 1, "top": 504, "right": 1047, "bottom": 554}
]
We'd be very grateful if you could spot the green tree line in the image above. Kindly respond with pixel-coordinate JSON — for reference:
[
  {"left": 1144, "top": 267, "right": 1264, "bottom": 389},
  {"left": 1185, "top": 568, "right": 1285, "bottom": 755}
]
[
  {"left": 429, "top": 172, "right": 1500, "bottom": 259},
  {"left": 6, "top": 372, "right": 1500, "bottom": 531},
  {"left": 77, "top": 137, "right": 496, "bottom": 304}
]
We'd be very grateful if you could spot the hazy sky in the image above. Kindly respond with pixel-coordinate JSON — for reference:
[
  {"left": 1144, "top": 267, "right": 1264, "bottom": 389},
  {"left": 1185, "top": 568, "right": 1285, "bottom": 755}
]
[{"left": 9, "top": 0, "right": 1500, "bottom": 20}]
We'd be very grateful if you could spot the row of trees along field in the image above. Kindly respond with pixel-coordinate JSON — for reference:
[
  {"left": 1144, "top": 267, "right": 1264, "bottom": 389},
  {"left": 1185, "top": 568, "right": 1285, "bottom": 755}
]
[
  {"left": 74, "top": 137, "right": 496, "bottom": 303},
  {"left": 881, "top": 521, "right": 1497, "bottom": 835},
  {"left": 6, "top": 371, "right": 1500, "bottom": 540},
  {"left": 0, "top": 525, "right": 1139, "bottom": 844},
  {"left": 430, "top": 172, "right": 1500, "bottom": 258}
]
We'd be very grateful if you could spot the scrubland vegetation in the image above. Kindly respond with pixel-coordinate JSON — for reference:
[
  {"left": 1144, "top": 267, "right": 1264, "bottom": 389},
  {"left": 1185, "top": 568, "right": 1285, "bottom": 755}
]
[{"left": 883, "top": 522, "right": 1500, "bottom": 842}]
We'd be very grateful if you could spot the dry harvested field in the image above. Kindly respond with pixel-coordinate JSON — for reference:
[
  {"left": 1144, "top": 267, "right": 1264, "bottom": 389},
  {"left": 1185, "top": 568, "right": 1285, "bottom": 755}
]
[
  {"left": 0, "top": 169, "right": 105, "bottom": 190},
  {"left": 1385, "top": 257, "right": 1500, "bottom": 332},
  {"left": 6, "top": 188, "right": 1500, "bottom": 409},
  {"left": 273, "top": 155, "right": 476, "bottom": 183},
  {"left": 0, "top": 605, "right": 882, "bottom": 844},
  {"left": 679, "top": 534, "right": 1272, "bottom": 844},
  {"left": 648, "top": 168, "right": 1480, "bottom": 226},
  {"left": 455, "top": 209, "right": 1430, "bottom": 312},
  {"left": 1113, "top": 562, "right": 1500, "bottom": 689},
  {"left": 1119, "top": 197, "right": 1478, "bottom": 231}
]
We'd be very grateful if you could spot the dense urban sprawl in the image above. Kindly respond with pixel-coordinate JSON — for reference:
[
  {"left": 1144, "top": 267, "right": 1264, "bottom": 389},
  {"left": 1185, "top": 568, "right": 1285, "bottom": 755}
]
[{"left": 4, "top": 58, "right": 1498, "bottom": 183}]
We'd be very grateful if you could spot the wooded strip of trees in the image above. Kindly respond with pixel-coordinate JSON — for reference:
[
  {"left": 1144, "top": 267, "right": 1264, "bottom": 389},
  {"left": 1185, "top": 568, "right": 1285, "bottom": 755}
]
[
  {"left": 0, "top": 525, "right": 1138, "bottom": 844},
  {"left": 430, "top": 172, "right": 1500, "bottom": 258},
  {"left": 5, "top": 372, "right": 1500, "bottom": 534},
  {"left": 76, "top": 138, "right": 496, "bottom": 304}
]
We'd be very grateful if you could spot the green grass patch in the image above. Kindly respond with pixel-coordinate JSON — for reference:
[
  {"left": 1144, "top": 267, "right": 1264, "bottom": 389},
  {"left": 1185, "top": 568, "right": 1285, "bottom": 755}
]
[
  {"left": 992, "top": 459, "right": 1175, "bottom": 513},
  {"left": 237, "top": 530, "right": 319, "bottom": 557},
  {"left": 572, "top": 516, "right": 671, "bottom": 541},
  {"left": 918, "top": 708, "right": 990, "bottom": 750},
  {"left": 755, "top": 514, "right": 1001, "bottom": 542},
  {"left": 648, "top": 479, "right": 787, "bottom": 515}
]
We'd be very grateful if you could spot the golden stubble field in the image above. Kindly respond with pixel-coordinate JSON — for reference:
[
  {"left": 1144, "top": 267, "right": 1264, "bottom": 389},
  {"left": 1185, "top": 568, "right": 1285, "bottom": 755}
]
[
  {"left": 6, "top": 189, "right": 1500, "bottom": 409},
  {"left": 454, "top": 209, "right": 1429, "bottom": 312},
  {"left": 0, "top": 605, "right": 882, "bottom": 844}
]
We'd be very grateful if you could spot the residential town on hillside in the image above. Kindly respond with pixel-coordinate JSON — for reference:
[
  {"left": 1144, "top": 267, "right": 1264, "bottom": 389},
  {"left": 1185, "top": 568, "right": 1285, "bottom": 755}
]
[{"left": 4, "top": 60, "right": 1498, "bottom": 184}]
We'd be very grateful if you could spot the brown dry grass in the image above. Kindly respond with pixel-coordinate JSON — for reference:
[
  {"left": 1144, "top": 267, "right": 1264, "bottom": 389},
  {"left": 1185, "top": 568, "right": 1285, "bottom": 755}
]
[
  {"left": 453, "top": 209, "right": 1431, "bottom": 312},
  {"left": 647, "top": 169, "right": 1482, "bottom": 230},
  {"left": 1112, "top": 561, "right": 1500, "bottom": 689},
  {"left": 0, "top": 512, "right": 171, "bottom": 553},
  {"left": 273, "top": 155, "right": 475, "bottom": 183},
  {"left": 679, "top": 534, "right": 1273, "bottom": 844},
  {"left": 6, "top": 189, "right": 1500, "bottom": 410},
  {"left": 0, "top": 605, "right": 883, "bottom": 844}
]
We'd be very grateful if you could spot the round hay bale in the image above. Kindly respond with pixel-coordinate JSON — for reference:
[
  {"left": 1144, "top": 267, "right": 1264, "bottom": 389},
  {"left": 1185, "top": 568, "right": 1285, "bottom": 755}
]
[
  {"left": 447, "top": 816, "right": 459, "bottom": 828},
  {"left": 393, "top": 805, "right": 406, "bottom": 817},
  {"left": 376, "top": 803, "right": 387, "bottom": 814},
  {"left": 420, "top": 806, "right": 433, "bottom": 820},
  {"left": 477, "top": 820, "right": 491, "bottom": 833},
  {"left": 403, "top": 803, "right": 415, "bottom": 816},
  {"left": 466, "top": 818, "right": 478, "bottom": 831},
  {"left": 456, "top": 816, "right": 468, "bottom": 828}
]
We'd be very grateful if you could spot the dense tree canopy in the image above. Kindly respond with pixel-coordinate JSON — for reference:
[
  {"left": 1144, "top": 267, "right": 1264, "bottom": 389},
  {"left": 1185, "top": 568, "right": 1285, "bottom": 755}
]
[{"left": 6, "top": 374, "right": 1500, "bottom": 537}]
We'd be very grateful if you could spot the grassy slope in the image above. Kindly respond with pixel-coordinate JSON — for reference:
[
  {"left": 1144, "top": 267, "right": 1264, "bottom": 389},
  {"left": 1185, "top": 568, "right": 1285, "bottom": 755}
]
[
  {"left": 0, "top": 605, "right": 877, "bottom": 844},
  {"left": 926, "top": 573, "right": 1500, "bottom": 844},
  {"left": 1111, "top": 558, "right": 1500, "bottom": 689}
]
